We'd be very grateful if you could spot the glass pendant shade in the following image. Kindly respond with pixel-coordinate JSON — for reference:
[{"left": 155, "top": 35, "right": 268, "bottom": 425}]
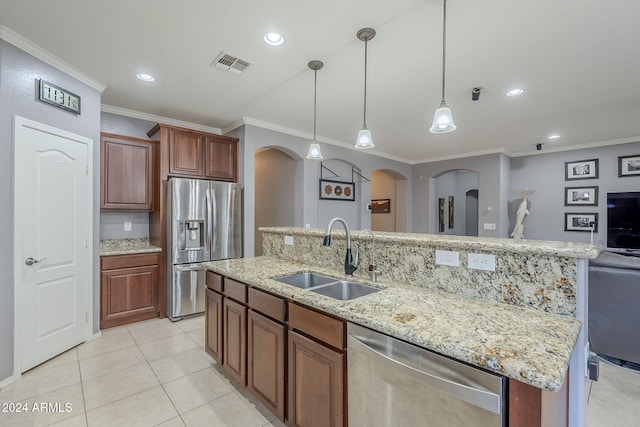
[
  {"left": 306, "top": 141, "right": 323, "bottom": 159},
  {"left": 355, "top": 126, "right": 374, "bottom": 149},
  {"left": 429, "top": 101, "right": 456, "bottom": 133}
]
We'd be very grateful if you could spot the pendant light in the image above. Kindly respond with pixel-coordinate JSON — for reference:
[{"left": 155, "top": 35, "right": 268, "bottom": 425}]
[
  {"left": 306, "top": 60, "right": 324, "bottom": 160},
  {"left": 355, "top": 28, "right": 376, "bottom": 149},
  {"left": 429, "top": 0, "right": 456, "bottom": 133}
]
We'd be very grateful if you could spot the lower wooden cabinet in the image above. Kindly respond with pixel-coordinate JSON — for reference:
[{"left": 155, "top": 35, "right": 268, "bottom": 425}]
[
  {"left": 205, "top": 288, "right": 223, "bottom": 363},
  {"left": 288, "top": 331, "right": 344, "bottom": 427},
  {"left": 100, "top": 253, "right": 160, "bottom": 329},
  {"left": 223, "top": 298, "right": 247, "bottom": 384},
  {"left": 247, "top": 310, "right": 286, "bottom": 421}
]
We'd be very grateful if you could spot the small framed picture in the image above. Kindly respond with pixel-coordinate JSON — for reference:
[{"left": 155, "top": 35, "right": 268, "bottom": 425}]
[
  {"left": 564, "top": 213, "right": 598, "bottom": 232},
  {"left": 564, "top": 186, "right": 598, "bottom": 206},
  {"left": 618, "top": 154, "right": 640, "bottom": 177},
  {"left": 371, "top": 199, "right": 390, "bottom": 213},
  {"left": 319, "top": 179, "right": 355, "bottom": 201},
  {"left": 565, "top": 159, "right": 599, "bottom": 180}
]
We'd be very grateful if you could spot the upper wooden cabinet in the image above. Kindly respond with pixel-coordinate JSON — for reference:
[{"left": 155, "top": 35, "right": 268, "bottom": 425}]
[
  {"left": 100, "top": 133, "right": 155, "bottom": 210},
  {"left": 148, "top": 124, "right": 238, "bottom": 182}
]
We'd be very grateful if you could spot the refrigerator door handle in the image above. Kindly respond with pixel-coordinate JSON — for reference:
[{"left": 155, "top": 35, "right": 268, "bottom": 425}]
[
  {"left": 174, "top": 264, "right": 205, "bottom": 272},
  {"left": 206, "top": 186, "right": 213, "bottom": 258}
]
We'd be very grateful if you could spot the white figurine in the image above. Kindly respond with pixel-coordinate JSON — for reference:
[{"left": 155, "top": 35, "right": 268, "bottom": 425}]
[{"left": 510, "top": 197, "right": 529, "bottom": 240}]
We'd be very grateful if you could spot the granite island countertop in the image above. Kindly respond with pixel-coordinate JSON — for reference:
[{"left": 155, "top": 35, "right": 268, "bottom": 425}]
[
  {"left": 205, "top": 256, "right": 582, "bottom": 392},
  {"left": 100, "top": 238, "right": 162, "bottom": 256}
]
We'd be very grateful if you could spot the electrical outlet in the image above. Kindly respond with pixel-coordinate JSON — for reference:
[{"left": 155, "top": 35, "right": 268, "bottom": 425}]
[
  {"left": 435, "top": 250, "right": 459, "bottom": 267},
  {"left": 468, "top": 253, "right": 496, "bottom": 271},
  {"left": 124, "top": 221, "right": 132, "bottom": 232},
  {"left": 483, "top": 223, "right": 496, "bottom": 230},
  {"left": 284, "top": 235, "right": 294, "bottom": 246}
]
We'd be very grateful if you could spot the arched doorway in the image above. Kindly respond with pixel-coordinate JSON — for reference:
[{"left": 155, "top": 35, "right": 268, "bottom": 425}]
[
  {"left": 254, "top": 148, "right": 300, "bottom": 255},
  {"left": 371, "top": 169, "right": 408, "bottom": 232},
  {"left": 433, "top": 169, "right": 479, "bottom": 236}
]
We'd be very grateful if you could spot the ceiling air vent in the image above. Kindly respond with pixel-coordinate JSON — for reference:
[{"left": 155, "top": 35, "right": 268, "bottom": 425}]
[{"left": 211, "top": 52, "right": 251, "bottom": 75}]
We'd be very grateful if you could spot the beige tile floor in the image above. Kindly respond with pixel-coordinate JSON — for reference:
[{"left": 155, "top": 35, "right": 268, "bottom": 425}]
[
  {"left": 0, "top": 316, "right": 285, "bottom": 427},
  {"left": 1, "top": 315, "right": 638, "bottom": 426}
]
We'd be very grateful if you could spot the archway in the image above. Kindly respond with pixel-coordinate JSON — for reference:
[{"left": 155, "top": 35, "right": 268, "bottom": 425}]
[
  {"left": 254, "top": 148, "right": 301, "bottom": 255},
  {"left": 433, "top": 169, "right": 479, "bottom": 236},
  {"left": 370, "top": 169, "right": 408, "bottom": 232}
]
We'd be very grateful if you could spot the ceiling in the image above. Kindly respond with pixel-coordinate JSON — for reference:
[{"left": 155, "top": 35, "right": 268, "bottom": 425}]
[{"left": 2, "top": 0, "right": 640, "bottom": 164}]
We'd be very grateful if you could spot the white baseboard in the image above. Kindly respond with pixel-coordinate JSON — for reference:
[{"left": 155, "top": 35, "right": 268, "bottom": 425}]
[{"left": 0, "top": 373, "right": 18, "bottom": 389}]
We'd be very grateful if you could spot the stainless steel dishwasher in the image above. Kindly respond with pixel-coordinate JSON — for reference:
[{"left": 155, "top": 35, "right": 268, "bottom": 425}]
[{"left": 347, "top": 323, "right": 506, "bottom": 426}]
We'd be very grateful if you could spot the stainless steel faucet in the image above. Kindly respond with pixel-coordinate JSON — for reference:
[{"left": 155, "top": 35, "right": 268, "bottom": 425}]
[
  {"left": 358, "top": 229, "right": 381, "bottom": 282},
  {"left": 323, "top": 217, "right": 359, "bottom": 276}
]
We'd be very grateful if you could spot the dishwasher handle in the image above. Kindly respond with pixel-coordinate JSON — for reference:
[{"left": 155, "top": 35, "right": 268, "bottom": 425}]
[{"left": 348, "top": 333, "right": 503, "bottom": 415}]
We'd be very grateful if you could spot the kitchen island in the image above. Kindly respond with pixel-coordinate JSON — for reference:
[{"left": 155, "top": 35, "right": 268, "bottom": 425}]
[{"left": 206, "top": 227, "right": 598, "bottom": 426}]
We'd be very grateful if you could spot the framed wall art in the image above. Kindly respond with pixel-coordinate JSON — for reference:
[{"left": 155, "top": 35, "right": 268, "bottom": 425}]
[
  {"left": 564, "top": 212, "right": 598, "bottom": 232},
  {"left": 564, "top": 186, "right": 598, "bottom": 206},
  {"left": 319, "top": 179, "right": 355, "bottom": 201},
  {"left": 448, "top": 196, "right": 454, "bottom": 228},
  {"left": 618, "top": 154, "right": 640, "bottom": 177},
  {"left": 565, "top": 159, "right": 599, "bottom": 180},
  {"left": 438, "top": 198, "right": 445, "bottom": 232},
  {"left": 371, "top": 198, "right": 390, "bottom": 213}
]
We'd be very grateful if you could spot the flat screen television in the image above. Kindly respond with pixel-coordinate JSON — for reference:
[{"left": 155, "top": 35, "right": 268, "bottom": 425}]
[{"left": 607, "top": 191, "right": 640, "bottom": 254}]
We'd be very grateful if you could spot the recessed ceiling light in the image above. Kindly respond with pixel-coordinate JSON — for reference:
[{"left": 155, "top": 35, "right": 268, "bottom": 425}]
[
  {"left": 506, "top": 88, "right": 524, "bottom": 97},
  {"left": 547, "top": 134, "right": 561, "bottom": 140},
  {"left": 263, "top": 32, "right": 284, "bottom": 46},
  {"left": 136, "top": 73, "right": 156, "bottom": 82}
]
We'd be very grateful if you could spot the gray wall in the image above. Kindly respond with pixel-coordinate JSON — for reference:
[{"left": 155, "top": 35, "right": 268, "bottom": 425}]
[
  {"left": 411, "top": 153, "right": 510, "bottom": 236},
  {"left": 510, "top": 141, "right": 640, "bottom": 245},
  {"left": 99, "top": 112, "right": 156, "bottom": 240},
  {"left": 0, "top": 40, "right": 101, "bottom": 382},
  {"left": 239, "top": 125, "right": 413, "bottom": 257}
]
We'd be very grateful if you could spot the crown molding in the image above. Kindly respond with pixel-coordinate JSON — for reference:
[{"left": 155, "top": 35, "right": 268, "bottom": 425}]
[
  {"left": 509, "top": 136, "right": 640, "bottom": 157},
  {"left": 0, "top": 25, "right": 106, "bottom": 92},
  {"left": 101, "top": 105, "right": 223, "bottom": 135}
]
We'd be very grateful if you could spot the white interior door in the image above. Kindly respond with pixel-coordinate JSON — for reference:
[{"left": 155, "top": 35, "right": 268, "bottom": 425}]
[{"left": 14, "top": 116, "right": 92, "bottom": 373}]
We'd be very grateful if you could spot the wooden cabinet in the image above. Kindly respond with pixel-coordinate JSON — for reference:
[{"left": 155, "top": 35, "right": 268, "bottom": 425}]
[
  {"left": 288, "top": 303, "right": 346, "bottom": 427},
  {"left": 222, "top": 278, "right": 248, "bottom": 384},
  {"left": 205, "top": 288, "right": 224, "bottom": 362},
  {"left": 223, "top": 298, "right": 247, "bottom": 384},
  {"left": 205, "top": 271, "right": 224, "bottom": 362},
  {"left": 100, "top": 133, "right": 155, "bottom": 210},
  {"left": 205, "top": 135, "right": 237, "bottom": 181},
  {"left": 247, "top": 288, "right": 287, "bottom": 421},
  {"left": 148, "top": 124, "right": 238, "bottom": 182},
  {"left": 100, "top": 253, "right": 160, "bottom": 329}
]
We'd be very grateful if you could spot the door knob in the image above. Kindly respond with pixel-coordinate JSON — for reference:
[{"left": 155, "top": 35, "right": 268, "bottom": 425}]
[{"left": 25, "top": 257, "right": 46, "bottom": 266}]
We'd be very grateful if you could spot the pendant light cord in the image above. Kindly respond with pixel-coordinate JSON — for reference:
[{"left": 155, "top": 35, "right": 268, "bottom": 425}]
[
  {"left": 313, "top": 69, "right": 318, "bottom": 140},
  {"left": 363, "top": 39, "right": 368, "bottom": 126},
  {"left": 441, "top": 0, "right": 448, "bottom": 103}
]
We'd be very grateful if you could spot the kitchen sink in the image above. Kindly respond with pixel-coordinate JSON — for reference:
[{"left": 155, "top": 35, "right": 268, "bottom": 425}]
[
  {"left": 310, "top": 281, "right": 381, "bottom": 300},
  {"left": 273, "top": 272, "right": 338, "bottom": 289}
]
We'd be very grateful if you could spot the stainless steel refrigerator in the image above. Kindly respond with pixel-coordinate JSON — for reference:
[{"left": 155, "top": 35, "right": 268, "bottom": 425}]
[{"left": 167, "top": 178, "right": 242, "bottom": 321}]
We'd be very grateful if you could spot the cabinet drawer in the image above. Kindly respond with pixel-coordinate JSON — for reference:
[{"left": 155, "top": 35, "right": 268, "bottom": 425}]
[
  {"left": 206, "top": 271, "right": 224, "bottom": 292},
  {"left": 289, "top": 303, "right": 345, "bottom": 350},
  {"left": 101, "top": 253, "right": 160, "bottom": 270},
  {"left": 249, "top": 288, "right": 286, "bottom": 323},
  {"left": 224, "top": 278, "right": 247, "bottom": 303}
]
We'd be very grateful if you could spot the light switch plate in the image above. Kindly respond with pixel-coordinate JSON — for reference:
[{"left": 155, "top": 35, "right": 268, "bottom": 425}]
[
  {"left": 284, "top": 235, "right": 294, "bottom": 246},
  {"left": 124, "top": 221, "right": 132, "bottom": 231},
  {"left": 435, "top": 250, "right": 459, "bottom": 267},
  {"left": 483, "top": 223, "right": 496, "bottom": 230},
  {"left": 468, "top": 253, "right": 496, "bottom": 271}
]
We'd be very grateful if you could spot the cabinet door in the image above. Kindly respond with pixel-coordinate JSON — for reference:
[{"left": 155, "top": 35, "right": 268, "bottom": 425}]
[
  {"left": 101, "top": 264, "right": 159, "bottom": 329},
  {"left": 205, "top": 289, "right": 224, "bottom": 363},
  {"left": 169, "top": 128, "right": 204, "bottom": 177},
  {"left": 205, "top": 135, "right": 237, "bottom": 182},
  {"left": 101, "top": 134, "right": 154, "bottom": 210},
  {"left": 223, "top": 298, "right": 247, "bottom": 384},
  {"left": 289, "top": 331, "right": 344, "bottom": 427},
  {"left": 247, "top": 310, "right": 286, "bottom": 421}
]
